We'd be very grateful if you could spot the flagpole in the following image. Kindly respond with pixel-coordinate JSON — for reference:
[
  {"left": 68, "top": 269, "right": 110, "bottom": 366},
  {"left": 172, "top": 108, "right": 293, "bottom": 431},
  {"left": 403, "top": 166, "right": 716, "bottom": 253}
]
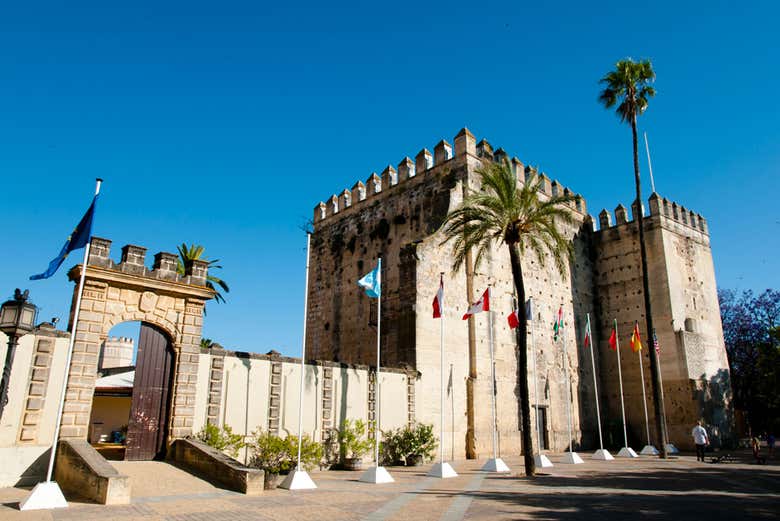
[
  {"left": 530, "top": 299, "right": 540, "bottom": 452},
  {"left": 644, "top": 132, "right": 657, "bottom": 193},
  {"left": 638, "top": 346, "right": 651, "bottom": 447},
  {"left": 563, "top": 315, "right": 573, "bottom": 455},
  {"left": 359, "top": 258, "right": 393, "bottom": 483},
  {"left": 44, "top": 178, "right": 102, "bottom": 484},
  {"left": 439, "top": 274, "right": 445, "bottom": 467},
  {"left": 375, "top": 257, "right": 381, "bottom": 467},
  {"left": 428, "top": 274, "right": 456, "bottom": 478},
  {"left": 529, "top": 299, "right": 552, "bottom": 468},
  {"left": 280, "top": 233, "right": 317, "bottom": 489},
  {"left": 560, "top": 310, "right": 582, "bottom": 464},
  {"left": 615, "top": 320, "right": 629, "bottom": 449},
  {"left": 481, "top": 287, "right": 508, "bottom": 473},
  {"left": 488, "top": 291, "right": 497, "bottom": 461},
  {"left": 587, "top": 314, "right": 612, "bottom": 460}
]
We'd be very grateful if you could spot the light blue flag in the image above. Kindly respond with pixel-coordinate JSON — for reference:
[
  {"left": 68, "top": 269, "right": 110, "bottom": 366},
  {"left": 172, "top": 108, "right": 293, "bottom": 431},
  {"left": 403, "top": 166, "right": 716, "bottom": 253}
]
[{"left": 357, "top": 260, "right": 381, "bottom": 298}]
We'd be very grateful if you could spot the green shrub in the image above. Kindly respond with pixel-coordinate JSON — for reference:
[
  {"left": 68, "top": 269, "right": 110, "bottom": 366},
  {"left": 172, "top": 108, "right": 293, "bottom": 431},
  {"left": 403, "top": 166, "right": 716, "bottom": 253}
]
[
  {"left": 248, "top": 430, "right": 323, "bottom": 474},
  {"left": 380, "top": 428, "right": 404, "bottom": 465},
  {"left": 398, "top": 423, "right": 437, "bottom": 462},
  {"left": 195, "top": 423, "right": 245, "bottom": 458},
  {"left": 337, "top": 419, "right": 373, "bottom": 460}
]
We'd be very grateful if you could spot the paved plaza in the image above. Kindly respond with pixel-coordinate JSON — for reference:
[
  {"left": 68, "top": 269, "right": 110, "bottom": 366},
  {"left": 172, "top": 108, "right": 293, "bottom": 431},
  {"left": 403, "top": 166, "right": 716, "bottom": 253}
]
[{"left": 0, "top": 452, "right": 777, "bottom": 521}]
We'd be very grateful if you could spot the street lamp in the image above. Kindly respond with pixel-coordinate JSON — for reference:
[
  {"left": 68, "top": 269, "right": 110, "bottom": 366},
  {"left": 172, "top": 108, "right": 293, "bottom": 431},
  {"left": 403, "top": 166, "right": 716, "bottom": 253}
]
[{"left": 0, "top": 289, "right": 38, "bottom": 420}]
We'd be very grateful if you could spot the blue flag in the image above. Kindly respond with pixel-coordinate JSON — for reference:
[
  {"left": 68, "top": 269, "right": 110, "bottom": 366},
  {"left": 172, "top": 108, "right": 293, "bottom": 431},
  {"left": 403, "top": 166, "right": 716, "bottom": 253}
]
[
  {"left": 30, "top": 195, "right": 98, "bottom": 280},
  {"left": 357, "top": 259, "right": 381, "bottom": 298}
]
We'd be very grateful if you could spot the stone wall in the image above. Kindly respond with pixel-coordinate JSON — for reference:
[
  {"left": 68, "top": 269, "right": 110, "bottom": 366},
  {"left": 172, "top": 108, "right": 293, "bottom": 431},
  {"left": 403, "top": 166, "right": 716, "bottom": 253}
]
[
  {"left": 309, "top": 128, "right": 602, "bottom": 459},
  {"left": 61, "top": 238, "right": 214, "bottom": 441},
  {"left": 308, "top": 127, "right": 732, "bottom": 458},
  {"left": 191, "top": 348, "right": 416, "bottom": 464},
  {"left": 0, "top": 327, "right": 70, "bottom": 486},
  {"left": 594, "top": 195, "right": 732, "bottom": 449}
]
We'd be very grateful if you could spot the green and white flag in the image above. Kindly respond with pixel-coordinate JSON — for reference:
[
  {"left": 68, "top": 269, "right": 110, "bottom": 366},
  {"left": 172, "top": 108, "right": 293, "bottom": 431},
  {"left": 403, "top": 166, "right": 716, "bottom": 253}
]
[{"left": 553, "top": 306, "right": 563, "bottom": 342}]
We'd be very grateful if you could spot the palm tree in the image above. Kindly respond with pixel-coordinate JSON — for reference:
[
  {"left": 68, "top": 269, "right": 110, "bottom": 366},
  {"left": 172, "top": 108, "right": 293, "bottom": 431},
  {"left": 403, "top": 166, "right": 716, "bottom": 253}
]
[
  {"left": 598, "top": 58, "right": 668, "bottom": 457},
  {"left": 441, "top": 160, "right": 577, "bottom": 477},
  {"left": 176, "top": 243, "right": 230, "bottom": 304}
]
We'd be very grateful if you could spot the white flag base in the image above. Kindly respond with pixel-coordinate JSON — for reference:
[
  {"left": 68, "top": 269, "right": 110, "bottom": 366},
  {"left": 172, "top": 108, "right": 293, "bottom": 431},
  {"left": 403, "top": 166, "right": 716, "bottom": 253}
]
[
  {"left": 359, "top": 466, "right": 394, "bottom": 484},
  {"left": 19, "top": 481, "right": 68, "bottom": 511},
  {"left": 665, "top": 443, "right": 679, "bottom": 455},
  {"left": 279, "top": 470, "right": 317, "bottom": 490},
  {"left": 617, "top": 447, "right": 639, "bottom": 458},
  {"left": 534, "top": 454, "right": 554, "bottom": 468},
  {"left": 592, "top": 449, "right": 614, "bottom": 461},
  {"left": 482, "top": 457, "right": 511, "bottom": 473},
  {"left": 640, "top": 445, "right": 659, "bottom": 455},
  {"left": 561, "top": 451, "right": 584, "bottom": 464},
  {"left": 427, "top": 462, "right": 458, "bottom": 478}
]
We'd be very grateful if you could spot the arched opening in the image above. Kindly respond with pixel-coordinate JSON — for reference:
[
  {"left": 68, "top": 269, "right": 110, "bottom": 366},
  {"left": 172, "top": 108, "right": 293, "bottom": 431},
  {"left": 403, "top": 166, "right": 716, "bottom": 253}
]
[{"left": 89, "top": 321, "right": 175, "bottom": 461}]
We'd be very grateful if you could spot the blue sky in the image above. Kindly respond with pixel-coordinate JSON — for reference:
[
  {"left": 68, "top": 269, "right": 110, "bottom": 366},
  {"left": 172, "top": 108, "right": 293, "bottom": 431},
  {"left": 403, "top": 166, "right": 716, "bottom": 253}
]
[{"left": 1, "top": 1, "right": 777, "bottom": 356}]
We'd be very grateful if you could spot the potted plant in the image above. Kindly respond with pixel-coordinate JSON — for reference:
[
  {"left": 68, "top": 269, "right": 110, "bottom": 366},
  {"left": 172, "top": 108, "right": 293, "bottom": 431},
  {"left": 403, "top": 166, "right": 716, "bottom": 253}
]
[
  {"left": 399, "top": 423, "right": 437, "bottom": 466},
  {"left": 248, "top": 430, "right": 324, "bottom": 489},
  {"left": 337, "top": 419, "right": 373, "bottom": 470},
  {"left": 248, "top": 430, "right": 293, "bottom": 489},
  {"left": 380, "top": 428, "right": 405, "bottom": 466},
  {"left": 195, "top": 423, "right": 245, "bottom": 459}
]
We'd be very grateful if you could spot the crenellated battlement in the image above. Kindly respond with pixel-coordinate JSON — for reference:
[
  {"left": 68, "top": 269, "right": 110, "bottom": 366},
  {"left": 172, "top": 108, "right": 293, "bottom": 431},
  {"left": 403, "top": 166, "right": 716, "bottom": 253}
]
[
  {"left": 85, "top": 237, "right": 210, "bottom": 286},
  {"left": 597, "top": 192, "right": 708, "bottom": 235},
  {"left": 313, "top": 127, "right": 587, "bottom": 225}
]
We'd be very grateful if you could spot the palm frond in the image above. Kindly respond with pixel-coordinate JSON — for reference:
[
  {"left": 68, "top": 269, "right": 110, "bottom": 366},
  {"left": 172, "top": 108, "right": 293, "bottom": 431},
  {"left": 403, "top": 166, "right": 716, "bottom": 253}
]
[{"left": 440, "top": 159, "right": 575, "bottom": 278}]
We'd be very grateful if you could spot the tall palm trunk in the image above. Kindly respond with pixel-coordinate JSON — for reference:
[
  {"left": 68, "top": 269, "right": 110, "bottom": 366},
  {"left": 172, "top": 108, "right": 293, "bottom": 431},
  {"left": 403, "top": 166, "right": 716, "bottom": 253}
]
[
  {"left": 631, "top": 114, "right": 669, "bottom": 457},
  {"left": 509, "top": 243, "right": 535, "bottom": 476}
]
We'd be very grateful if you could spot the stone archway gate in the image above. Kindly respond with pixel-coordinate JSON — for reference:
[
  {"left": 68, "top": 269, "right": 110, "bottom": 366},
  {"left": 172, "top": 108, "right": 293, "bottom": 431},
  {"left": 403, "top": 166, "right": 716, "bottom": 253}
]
[{"left": 61, "top": 237, "right": 214, "bottom": 443}]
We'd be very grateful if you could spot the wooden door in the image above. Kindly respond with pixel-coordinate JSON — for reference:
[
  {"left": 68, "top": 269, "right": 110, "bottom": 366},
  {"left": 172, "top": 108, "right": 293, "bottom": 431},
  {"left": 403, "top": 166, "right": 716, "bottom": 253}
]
[
  {"left": 125, "top": 323, "right": 174, "bottom": 460},
  {"left": 536, "top": 406, "right": 549, "bottom": 450}
]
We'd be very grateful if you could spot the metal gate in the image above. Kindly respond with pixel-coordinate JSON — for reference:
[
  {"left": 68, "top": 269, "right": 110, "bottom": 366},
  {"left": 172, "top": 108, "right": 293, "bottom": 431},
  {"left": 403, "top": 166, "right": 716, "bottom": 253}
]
[{"left": 125, "top": 323, "right": 174, "bottom": 460}]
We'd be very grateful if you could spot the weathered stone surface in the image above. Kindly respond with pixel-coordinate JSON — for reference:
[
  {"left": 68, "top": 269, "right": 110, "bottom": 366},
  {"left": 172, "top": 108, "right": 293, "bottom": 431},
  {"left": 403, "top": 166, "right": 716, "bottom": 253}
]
[
  {"left": 169, "top": 439, "right": 263, "bottom": 495},
  {"left": 54, "top": 439, "right": 131, "bottom": 505},
  {"left": 307, "top": 128, "right": 732, "bottom": 457}
]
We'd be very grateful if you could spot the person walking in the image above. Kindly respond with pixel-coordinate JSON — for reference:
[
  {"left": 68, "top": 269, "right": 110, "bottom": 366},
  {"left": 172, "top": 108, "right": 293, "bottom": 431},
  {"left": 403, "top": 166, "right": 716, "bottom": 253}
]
[
  {"left": 691, "top": 420, "right": 709, "bottom": 462},
  {"left": 766, "top": 432, "right": 775, "bottom": 459}
]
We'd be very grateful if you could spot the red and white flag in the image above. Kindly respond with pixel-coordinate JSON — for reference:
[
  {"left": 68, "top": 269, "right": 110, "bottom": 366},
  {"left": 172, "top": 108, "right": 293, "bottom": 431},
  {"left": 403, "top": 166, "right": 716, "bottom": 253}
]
[
  {"left": 462, "top": 288, "right": 490, "bottom": 320},
  {"left": 432, "top": 275, "right": 444, "bottom": 318},
  {"left": 507, "top": 309, "right": 519, "bottom": 329}
]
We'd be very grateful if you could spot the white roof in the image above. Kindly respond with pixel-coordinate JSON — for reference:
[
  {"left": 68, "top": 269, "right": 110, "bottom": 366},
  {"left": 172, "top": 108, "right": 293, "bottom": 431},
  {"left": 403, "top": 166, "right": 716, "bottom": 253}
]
[{"left": 95, "top": 370, "right": 134, "bottom": 389}]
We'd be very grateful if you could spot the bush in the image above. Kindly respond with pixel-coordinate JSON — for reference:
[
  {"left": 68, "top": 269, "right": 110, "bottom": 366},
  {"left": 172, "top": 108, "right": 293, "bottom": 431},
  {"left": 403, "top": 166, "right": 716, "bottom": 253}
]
[
  {"left": 248, "top": 430, "right": 323, "bottom": 474},
  {"left": 337, "top": 419, "right": 373, "bottom": 460},
  {"left": 380, "top": 428, "right": 405, "bottom": 465},
  {"left": 195, "top": 423, "right": 245, "bottom": 458},
  {"left": 398, "top": 423, "right": 437, "bottom": 462}
]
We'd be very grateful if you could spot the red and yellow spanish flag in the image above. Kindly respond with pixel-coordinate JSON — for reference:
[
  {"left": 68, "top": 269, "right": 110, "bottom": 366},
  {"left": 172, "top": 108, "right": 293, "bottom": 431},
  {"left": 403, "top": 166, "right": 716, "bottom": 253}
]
[{"left": 630, "top": 322, "right": 643, "bottom": 352}]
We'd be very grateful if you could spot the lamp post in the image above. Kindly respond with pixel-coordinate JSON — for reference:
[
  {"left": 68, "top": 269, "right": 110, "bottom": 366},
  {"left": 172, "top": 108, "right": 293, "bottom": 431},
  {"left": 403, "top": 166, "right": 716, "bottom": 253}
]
[{"left": 0, "top": 289, "right": 38, "bottom": 421}]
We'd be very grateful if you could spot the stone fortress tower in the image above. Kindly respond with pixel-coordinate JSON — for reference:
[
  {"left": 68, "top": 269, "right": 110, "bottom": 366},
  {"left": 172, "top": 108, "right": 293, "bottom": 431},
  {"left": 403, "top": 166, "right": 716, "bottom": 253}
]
[
  {"left": 99, "top": 336, "right": 134, "bottom": 370},
  {"left": 308, "top": 128, "right": 732, "bottom": 457}
]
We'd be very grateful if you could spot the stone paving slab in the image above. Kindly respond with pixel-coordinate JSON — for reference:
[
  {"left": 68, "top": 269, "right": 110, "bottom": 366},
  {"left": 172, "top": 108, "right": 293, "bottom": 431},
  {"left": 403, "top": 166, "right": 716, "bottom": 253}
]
[{"left": 0, "top": 452, "right": 777, "bottom": 521}]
